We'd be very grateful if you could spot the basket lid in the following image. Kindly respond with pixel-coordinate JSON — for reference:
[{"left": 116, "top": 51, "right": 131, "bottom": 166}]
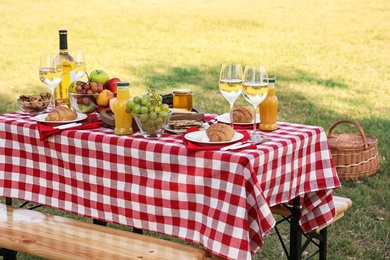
[
  {"left": 327, "top": 120, "right": 378, "bottom": 149},
  {"left": 328, "top": 133, "right": 377, "bottom": 149}
]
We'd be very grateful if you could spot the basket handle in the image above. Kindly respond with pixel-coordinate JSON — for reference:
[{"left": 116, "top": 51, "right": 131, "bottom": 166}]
[{"left": 327, "top": 120, "right": 368, "bottom": 148}]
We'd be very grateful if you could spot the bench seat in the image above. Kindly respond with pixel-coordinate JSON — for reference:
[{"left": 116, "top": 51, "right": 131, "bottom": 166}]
[
  {"left": 0, "top": 203, "right": 223, "bottom": 260},
  {"left": 270, "top": 195, "right": 353, "bottom": 231}
]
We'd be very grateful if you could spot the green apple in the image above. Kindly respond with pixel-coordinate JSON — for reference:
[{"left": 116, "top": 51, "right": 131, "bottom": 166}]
[
  {"left": 78, "top": 103, "right": 96, "bottom": 113},
  {"left": 69, "top": 81, "right": 77, "bottom": 93},
  {"left": 89, "top": 70, "right": 109, "bottom": 85}
]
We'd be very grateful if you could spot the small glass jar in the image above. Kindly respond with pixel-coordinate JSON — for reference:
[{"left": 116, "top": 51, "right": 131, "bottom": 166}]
[{"left": 172, "top": 88, "right": 193, "bottom": 111}]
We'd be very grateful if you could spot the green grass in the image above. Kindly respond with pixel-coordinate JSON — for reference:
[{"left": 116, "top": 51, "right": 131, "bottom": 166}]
[{"left": 0, "top": 0, "right": 389, "bottom": 259}]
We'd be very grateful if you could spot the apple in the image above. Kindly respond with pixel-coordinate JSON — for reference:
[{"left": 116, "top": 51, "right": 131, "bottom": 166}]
[
  {"left": 78, "top": 103, "right": 96, "bottom": 113},
  {"left": 105, "top": 78, "right": 121, "bottom": 93},
  {"left": 68, "top": 81, "right": 77, "bottom": 93},
  {"left": 96, "top": 89, "right": 114, "bottom": 107},
  {"left": 89, "top": 70, "right": 109, "bottom": 85}
]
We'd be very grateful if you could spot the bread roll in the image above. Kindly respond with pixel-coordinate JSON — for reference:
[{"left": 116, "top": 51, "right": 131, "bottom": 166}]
[
  {"left": 233, "top": 106, "right": 254, "bottom": 123},
  {"left": 46, "top": 106, "right": 77, "bottom": 121},
  {"left": 206, "top": 124, "right": 235, "bottom": 142}
]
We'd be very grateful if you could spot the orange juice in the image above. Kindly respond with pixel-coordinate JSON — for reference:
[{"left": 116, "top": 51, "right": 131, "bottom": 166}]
[
  {"left": 113, "top": 82, "right": 133, "bottom": 135},
  {"left": 259, "top": 78, "right": 278, "bottom": 131}
]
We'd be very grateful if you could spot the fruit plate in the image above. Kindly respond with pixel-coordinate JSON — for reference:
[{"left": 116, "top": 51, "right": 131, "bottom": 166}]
[
  {"left": 216, "top": 113, "right": 260, "bottom": 125},
  {"left": 33, "top": 112, "right": 87, "bottom": 124},
  {"left": 184, "top": 131, "right": 244, "bottom": 145}
]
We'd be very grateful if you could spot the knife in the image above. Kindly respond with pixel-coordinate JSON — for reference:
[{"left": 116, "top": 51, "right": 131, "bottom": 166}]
[
  {"left": 220, "top": 138, "right": 270, "bottom": 151},
  {"left": 53, "top": 115, "right": 97, "bottom": 130}
]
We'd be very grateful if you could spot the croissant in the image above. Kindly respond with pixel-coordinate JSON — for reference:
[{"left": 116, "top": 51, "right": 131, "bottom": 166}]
[
  {"left": 206, "top": 124, "right": 234, "bottom": 142},
  {"left": 233, "top": 106, "right": 254, "bottom": 123},
  {"left": 46, "top": 106, "right": 77, "bottom": 121}
]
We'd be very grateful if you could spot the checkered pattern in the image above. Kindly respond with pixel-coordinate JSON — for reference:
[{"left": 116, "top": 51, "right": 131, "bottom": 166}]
[{"left": 0, "top": 112, "right": 340, "bottom": 260}]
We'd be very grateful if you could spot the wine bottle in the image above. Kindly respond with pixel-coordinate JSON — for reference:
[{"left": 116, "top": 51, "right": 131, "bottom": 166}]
[{"left": 54, "top": 30, "right": 75, "bottom": 106}]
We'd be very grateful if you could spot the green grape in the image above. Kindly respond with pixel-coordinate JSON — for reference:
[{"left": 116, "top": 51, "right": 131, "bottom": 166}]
[
  {"left": 148, "top": 105, "right": 155, "bottom": 112},
  {"left": 161, "top": 104, "right": 169, "bottom": 112},
  {"left": 149, "top": 111, "right": 157, "bottom": 120},
  {"left": 154, "top": 116, "right": 163, "bottom": 126},
  {"left": 140, "top": 114, "right": 149, "bottom": 122},
  {"left": 126, "top": 100, "right": 135, "bottom": 110},
  {"left": 125, "top": 107, "right": 132, "bottom": 114},
  {"left": 133, "top": 96, "right": 141, "bottom": 104},
  {"left": 140, "top": 106, "right": 148, "bottom": 114},
  {"left": 132, "top": 104, "right": 141, "bottom": 114},
  {"left": 141, "top": 96, "right": 149, "bottom": 105},
  {"left": 154, "top": 106, "right": 161, "bottom": 114}
]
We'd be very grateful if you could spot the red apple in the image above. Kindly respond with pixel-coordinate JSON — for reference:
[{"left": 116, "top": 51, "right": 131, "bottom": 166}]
[{"left": 105, "top": 78, "right": 121, "bottom": 93}]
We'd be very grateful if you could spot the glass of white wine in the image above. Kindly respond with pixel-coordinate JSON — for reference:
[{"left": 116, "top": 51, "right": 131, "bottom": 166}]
[
  {"left": 242, "top": 65, "right": 269, "bottom": 142},
  {"left": 219, "top": 64, "right": 243, "bottom": 127},
  {"left": 39, "top": 53, "right": 63, "bottom": 110},
  {"left": 70, "top": 49, "right": 86, "bottom": 81}
]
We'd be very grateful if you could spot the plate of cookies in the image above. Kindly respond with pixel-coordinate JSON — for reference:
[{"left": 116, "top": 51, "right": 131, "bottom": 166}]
[
  {"left": 184, "top": 124, "right": 244, "bottom": 145},
  {"left": 166, "top": 120, "right": 208, "bottom": 134},
  {"left": 216, "top": 106, "right": 259, "bottom": 125}
]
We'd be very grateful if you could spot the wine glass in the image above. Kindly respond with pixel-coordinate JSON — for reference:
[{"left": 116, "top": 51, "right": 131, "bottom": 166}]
[
  {"left": 70, "top": 49, "right": 86, "bottom": 81},
  {"left": 39, "top": 53, "right": 63, "bottom": 110},
  {"left": 219, "top": 64, "right": 243, "bottom": 127},
  {"left": 242, "top": 65, "right": 269, "bottom": 142}
]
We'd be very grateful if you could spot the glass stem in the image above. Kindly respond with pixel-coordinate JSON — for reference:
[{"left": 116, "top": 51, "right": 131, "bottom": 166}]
[
  {"left": 229, "top": 102, "right": 234, "bottom": 128},
  {"left": 49, "top": 88, "right": 55, "bottom": 110},
  {"left": 252, "top": 104, "right": 257, "bottom": 134}
]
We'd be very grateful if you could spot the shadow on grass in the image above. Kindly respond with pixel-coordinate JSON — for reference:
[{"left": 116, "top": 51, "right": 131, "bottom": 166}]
[{"left": 277, "top": 69, "right": 348, "bottom": 89}]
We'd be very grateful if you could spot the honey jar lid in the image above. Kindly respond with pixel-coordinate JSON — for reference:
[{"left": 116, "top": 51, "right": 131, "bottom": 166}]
[{"left": 173, "top": 88, "right": 193, "bottom": 94}]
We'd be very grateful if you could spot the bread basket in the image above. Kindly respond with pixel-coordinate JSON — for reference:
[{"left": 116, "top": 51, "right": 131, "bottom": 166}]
[{"left": 327, "top": 120, "right": 380, "bottom": 181}]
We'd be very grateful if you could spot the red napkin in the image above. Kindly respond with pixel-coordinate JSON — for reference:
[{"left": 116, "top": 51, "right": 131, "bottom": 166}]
[
  {"left": 182, "top": 126, "right": 257, "bottom": 151},
  {"left": 37, "top": 114, "right": 102, "bottom": 140}
]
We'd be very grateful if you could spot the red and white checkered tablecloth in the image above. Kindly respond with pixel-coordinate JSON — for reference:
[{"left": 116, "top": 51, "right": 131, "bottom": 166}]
[{"left": 0, "top": 112, "right": 341, "bottom": 260}]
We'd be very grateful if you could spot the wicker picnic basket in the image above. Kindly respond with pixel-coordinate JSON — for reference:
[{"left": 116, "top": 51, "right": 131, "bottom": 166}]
[{"left": 327, "top": 120, "right": 380, "bottom": 181}]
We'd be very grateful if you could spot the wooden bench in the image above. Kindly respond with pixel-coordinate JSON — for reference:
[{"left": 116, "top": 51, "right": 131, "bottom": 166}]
[
  {"left": 0, "top": 203, "right": 224, "bottom": 260},
  {"left": 270, "top": 196, "right": 352, "bottom": 260}
]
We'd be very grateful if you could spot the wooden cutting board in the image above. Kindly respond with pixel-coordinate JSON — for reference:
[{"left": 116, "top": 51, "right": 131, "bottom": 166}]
[{"left": 100, "top": 107, "right": 204, "bottom": 129}]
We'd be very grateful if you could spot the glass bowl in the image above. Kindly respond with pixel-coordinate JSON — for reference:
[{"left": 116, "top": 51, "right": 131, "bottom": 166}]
[
  {"left": 132, "top": 111, "right": 172, "bottom": 138},
  {"left": 17, "top": 93, "right": 52, "bottom": 114},
  {"left": 69, "top": 93, "right": 99, "bottom": 114}
]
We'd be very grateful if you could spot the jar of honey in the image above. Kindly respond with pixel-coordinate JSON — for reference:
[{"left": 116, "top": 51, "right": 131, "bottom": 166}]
[
  {"left": 259, "top": 78, "right": 278, "bottom": 131},
  {"left": 172, "top": 88, "right": 193, "bottom": 111}
]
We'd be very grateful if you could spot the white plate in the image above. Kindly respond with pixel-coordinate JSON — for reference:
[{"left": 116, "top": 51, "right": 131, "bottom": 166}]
[
  {"left": 165, "top": 125, "right": 188, "bottom": 135},
  {"left": 216, "top": 113, "right": 260, "bottom": 125},
  {"left": 33, "top": 112, "right": 87, "bottom": 124},
  {"left": 184, "top": 131, "right": 244, "bottom": 145}
]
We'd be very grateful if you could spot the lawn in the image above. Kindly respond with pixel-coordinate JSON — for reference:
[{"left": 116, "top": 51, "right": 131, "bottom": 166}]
[{"left": 0, "top": 0, "right": 389, "bottom": 259}]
